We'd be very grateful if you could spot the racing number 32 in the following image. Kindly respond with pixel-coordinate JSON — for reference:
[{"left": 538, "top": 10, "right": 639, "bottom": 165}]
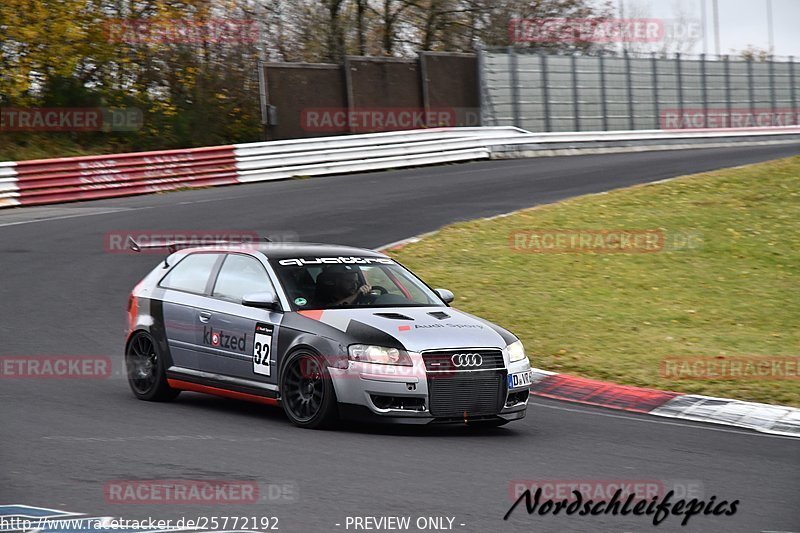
[{"left": 253, "top": 323, "right": 274, "bottom": 377}]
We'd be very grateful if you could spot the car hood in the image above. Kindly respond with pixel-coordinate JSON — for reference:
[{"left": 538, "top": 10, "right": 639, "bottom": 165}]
[{"left": 296, "top": 307, "right": 512, "bottom": 352}]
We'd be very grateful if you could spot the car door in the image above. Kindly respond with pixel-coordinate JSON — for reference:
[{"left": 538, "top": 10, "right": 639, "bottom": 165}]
[
  {"left": 198, "top": 253, "right": 283, "bottom": 385},
  {"left": 158, "top": 252, "right": 224, "bottom": 371}
]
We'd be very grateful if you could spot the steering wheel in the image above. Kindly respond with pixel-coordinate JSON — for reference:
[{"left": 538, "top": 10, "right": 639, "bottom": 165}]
[
  {"left": 369, "top": 285, "right": 389, "bottom": 296},
  {"left": 355, "top": 285, "right": 388, "bottom": 304}
]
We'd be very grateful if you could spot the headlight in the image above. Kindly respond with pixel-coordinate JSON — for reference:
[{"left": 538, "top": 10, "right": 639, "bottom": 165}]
[
  {"left": 507, "top": 340, "right": 527, "bottom": 362},
  {"left": 348, "top": 344, "right": 412, "bottom": 366}
]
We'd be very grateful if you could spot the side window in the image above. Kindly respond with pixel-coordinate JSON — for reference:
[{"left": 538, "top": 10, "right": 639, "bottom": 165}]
[
  {"left": 159, "top": 253, "right": 221, "bottom": 294},
  {"left": 212, "top": 254, "right": 274, "bottom": 302}
]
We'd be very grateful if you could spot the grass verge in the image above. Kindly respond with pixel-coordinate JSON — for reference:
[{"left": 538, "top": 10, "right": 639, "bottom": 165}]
[
  {"left": 387, "top": 156, "right": 800, "bottom": 406},
  {"left": 0, "top": 136, "right": 133, "bottom": 161}
]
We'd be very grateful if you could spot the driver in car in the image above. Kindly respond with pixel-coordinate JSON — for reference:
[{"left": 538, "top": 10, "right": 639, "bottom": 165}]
[{"left": 314, "top": 266, "right": 372, "bottom": 307}]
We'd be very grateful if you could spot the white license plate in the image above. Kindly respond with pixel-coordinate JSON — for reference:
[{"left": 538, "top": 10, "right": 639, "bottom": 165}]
[{"left": 508, "top": 370, "right": 533, "bottom": 389}]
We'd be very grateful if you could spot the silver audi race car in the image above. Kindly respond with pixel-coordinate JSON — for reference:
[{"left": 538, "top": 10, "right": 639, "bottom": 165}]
[{"left": 125, "top": 241, "right": 533, "bottom": 428}]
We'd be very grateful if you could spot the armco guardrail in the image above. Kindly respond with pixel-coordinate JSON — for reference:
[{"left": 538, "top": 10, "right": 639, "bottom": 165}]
[
  {"left": 489, "top": 126, "right": 800, "bottom": 158},
  {"left": 1, "top": 126, "right": 798, "bottom": 209},
  {"left": 0, "top": 128, "right": 521, "bottom": 208}
]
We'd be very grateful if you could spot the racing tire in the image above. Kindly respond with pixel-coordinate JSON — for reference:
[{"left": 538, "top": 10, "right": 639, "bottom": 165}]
[
  {"left": 280, "top": 350, "right": 338, "bottom": 429},
  {"left": 125, "top": 331, "right": 180, "bottom": 402}
]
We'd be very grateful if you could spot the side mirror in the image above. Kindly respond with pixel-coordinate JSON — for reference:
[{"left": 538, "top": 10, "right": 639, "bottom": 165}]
[
  {"left": 434, "top": 288, "right": 454, "bottom": 304},
  {"left": 242, "top": 291, "right": 281, "bottom": 310}
]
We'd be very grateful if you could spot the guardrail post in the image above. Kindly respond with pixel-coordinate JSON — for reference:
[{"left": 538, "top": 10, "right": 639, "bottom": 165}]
[
  {"left": 599, "top": 53, "right": 609, "bottom": 131},
  {"left": 651, "top": 52, "right": 660, "bottom": 129},
  {"left": 791, "top": 57, "right": 798, "bottom": 126},
  {"left": 700, "top": 54, "right": 708, "bottom": 130},
  {"left": 508, "top": 46, "right": 522, "bottom": 128},
  {"left": 768, "top": 56, "right": 777, "bottom": 127},
  {"left": 676, "top": 53, "right": 684, "bottom": 126},
  {"left": 625, "top": 51, "right": 635, "bottom": 130},
  {"left": 344, "top": 56, "right": 356, "bottom": 134},
  {"left": 540, "top": 51, "right": 551, "bottom": 132},
  {"left": 257, "top": 60, "right": 270, "bottom": 140},
  {"left": 477, "top": 46, "right": 487, "bottom": 126},
  {"left": 419, "top": 51, "right": 431, "bottom": 126},
  {"left": 747, "top": 58, "right": 756, "bottom": 120},
  {"left": 571, "top": 53, "right": 581, "bottom": 131},
  {"left": 724, "top": 55, "right": 732, "bottom": 129}
]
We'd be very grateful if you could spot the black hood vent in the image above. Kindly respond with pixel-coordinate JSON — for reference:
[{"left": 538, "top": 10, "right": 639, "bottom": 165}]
[
  {"left": 427, "top": 311, "right": 450, "bottom": 320},
  {"left": 374, "top": 312, "right": 414, "bottom": 321}
]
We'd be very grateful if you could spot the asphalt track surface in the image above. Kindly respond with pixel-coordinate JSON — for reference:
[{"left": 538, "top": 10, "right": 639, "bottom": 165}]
[{"left": 1, "top": 145, "right": 799, "bottom": 533}]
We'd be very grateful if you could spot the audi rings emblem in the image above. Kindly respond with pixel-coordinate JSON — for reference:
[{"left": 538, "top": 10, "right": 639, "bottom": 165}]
[{"left": 451, "top": 353, "right": 483, "bottom": 367}]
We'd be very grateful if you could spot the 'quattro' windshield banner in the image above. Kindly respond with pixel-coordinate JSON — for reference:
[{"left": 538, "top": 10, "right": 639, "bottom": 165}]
[{"left": 277, "top": 257, "right": 394, "bottom": 267}]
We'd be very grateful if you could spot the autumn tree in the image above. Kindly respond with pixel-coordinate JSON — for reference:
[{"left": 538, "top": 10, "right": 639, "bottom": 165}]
[{"left": 1, "top": 0, "right": 606, "bottom": 155}]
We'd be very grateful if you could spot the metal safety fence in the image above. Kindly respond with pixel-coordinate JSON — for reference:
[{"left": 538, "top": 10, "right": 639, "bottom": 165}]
[{"left": 479, "top": 49, "right": 800, "bottom": 132}]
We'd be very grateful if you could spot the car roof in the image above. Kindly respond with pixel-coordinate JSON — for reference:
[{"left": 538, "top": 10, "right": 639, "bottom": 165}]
[{"left": 181, "top": 242, "right": 388, "bottom": 260}]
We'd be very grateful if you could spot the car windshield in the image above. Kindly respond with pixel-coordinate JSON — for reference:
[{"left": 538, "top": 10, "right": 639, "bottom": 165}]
[{"left": 271, "top": 257, "right": 445, "bottom": 310}]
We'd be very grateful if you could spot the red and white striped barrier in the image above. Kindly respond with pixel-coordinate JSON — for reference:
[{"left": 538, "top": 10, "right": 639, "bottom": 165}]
[
  {"left": 6, "top": 146, "right": 238, "bottom": 207},
  {"left": 0, "top": 162, "right": 20, "bottom": 208}
]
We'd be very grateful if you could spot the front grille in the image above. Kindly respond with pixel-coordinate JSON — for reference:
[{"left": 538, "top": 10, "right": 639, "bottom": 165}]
[
  {"left": 422, "top": 349, "right": 505, "bottom": 372},
  {"left": 427, "top": 371, "right": 505, "bottom": 417}
]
